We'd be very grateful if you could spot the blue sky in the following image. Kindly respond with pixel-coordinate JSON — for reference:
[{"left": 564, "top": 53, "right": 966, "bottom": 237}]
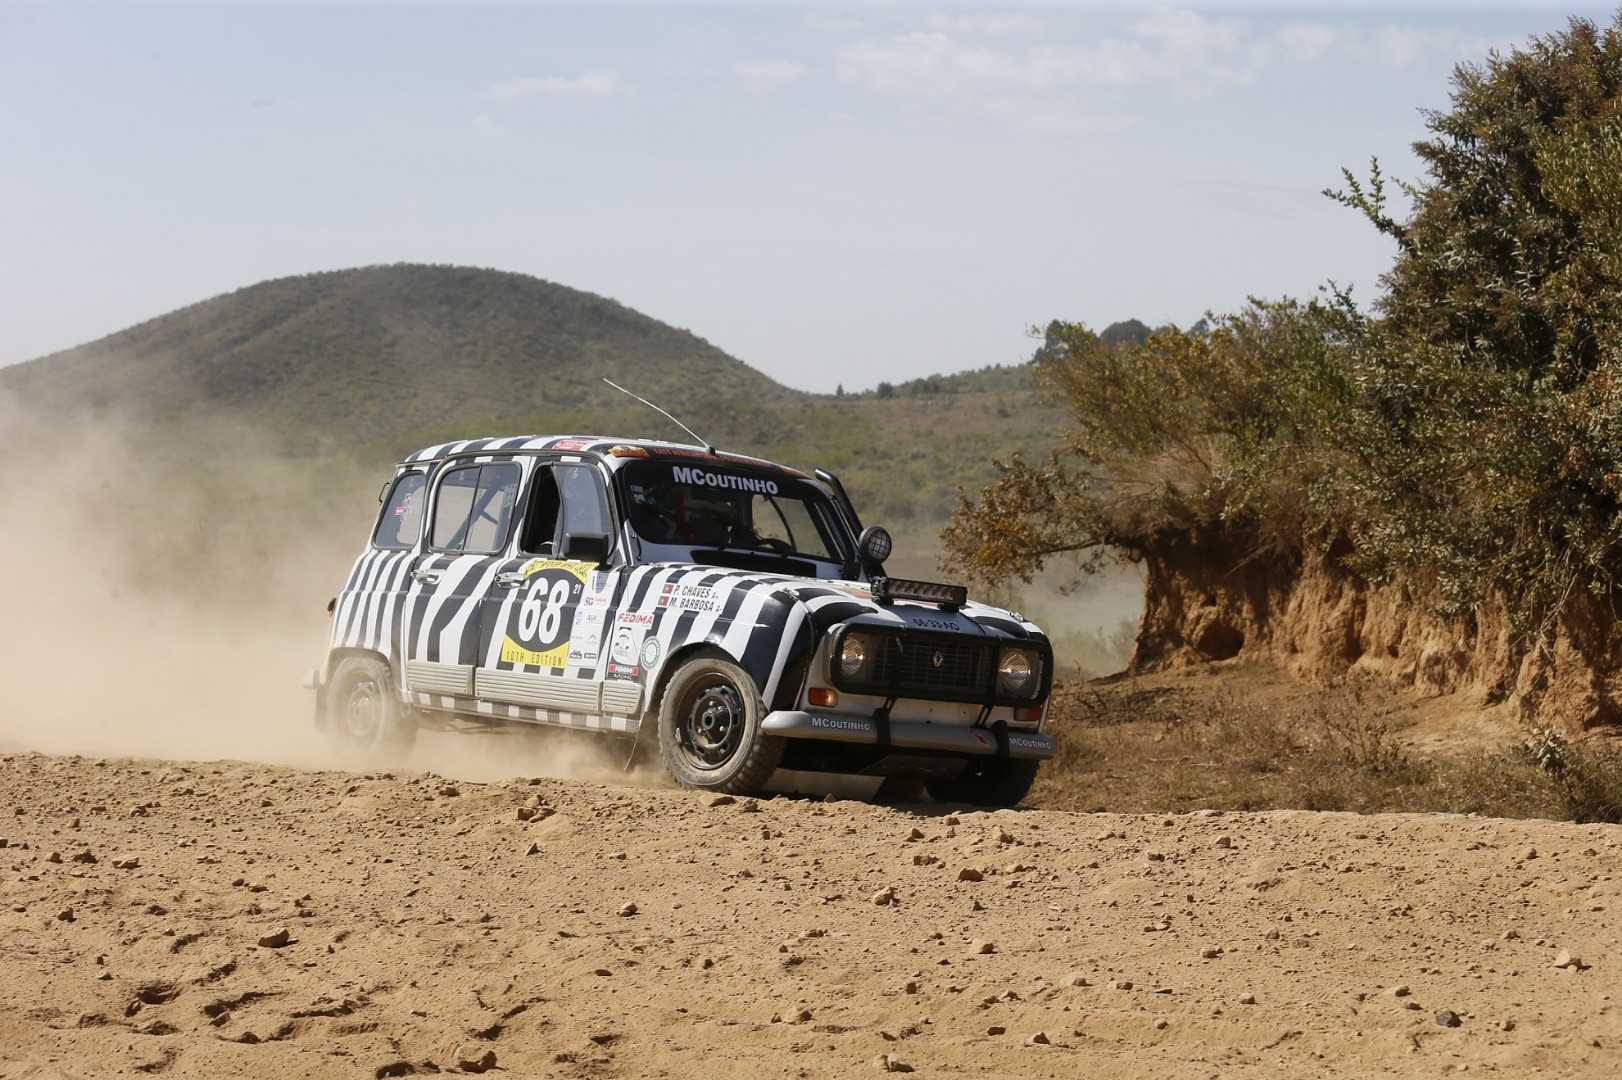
[{"left": 2, "top": 1, "right": 1613, "bottom": 393}]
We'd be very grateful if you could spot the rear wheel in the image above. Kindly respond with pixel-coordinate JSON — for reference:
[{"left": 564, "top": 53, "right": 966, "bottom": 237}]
[
  {"left": 657, "top": 654, "right": 784, "bottom": 794},
  {"left": 926, "top": 757, "right": 1041, "bottom": 808},
  {"left": 326, "top": 657, "right": 417, "bottom": 763}
]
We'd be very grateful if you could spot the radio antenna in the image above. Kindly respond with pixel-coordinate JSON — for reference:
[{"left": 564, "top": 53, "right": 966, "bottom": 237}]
[{"left": 602, "top": 378, "right": 715, "bottom": 454}]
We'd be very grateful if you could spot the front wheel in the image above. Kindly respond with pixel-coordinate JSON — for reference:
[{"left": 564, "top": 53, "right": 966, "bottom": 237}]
[
  {"left": 656, "top": 654, "right": 784, "bottom": 794},
  {"left": 926, "top": 757, "right": 1041, "bottom": 808},
  {"left": 325, "top": 657, "right": 418, "bottom": 764}
]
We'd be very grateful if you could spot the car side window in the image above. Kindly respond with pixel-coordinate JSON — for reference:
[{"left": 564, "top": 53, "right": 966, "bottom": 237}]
[
  {"left": 519, "top": 466, "right": 562, "bottom": 555},
  {"left": 373, "top": 471, "right": 427, "bottom": 550},
  {"left": 429, "top": 462, "right": 521, "bottom": 554},
  {"left": 556, "top": 464, "right": 611, "bottom": 542}
]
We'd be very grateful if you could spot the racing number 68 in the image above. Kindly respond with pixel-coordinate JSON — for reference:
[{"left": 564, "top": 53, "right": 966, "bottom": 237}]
[{"left": 519, "top": 575, "right": 573, "bottom": 646}]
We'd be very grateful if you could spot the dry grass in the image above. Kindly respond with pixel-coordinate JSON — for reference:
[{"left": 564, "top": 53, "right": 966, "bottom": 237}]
[{"left": 1028, "top": 665, "right": 1622, "bottom": 822}]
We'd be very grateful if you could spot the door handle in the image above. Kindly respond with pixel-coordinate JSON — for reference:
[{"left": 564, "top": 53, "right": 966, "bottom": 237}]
[
  {"left": 496, "top": 573, "right": 525, "bottom": 588},
  {"left": 410, "top": 569, "right": 441, "bottom": 584}
]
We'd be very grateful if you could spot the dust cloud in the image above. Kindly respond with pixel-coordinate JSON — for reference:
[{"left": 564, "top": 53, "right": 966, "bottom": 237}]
[{"left": 0, "top": 394, "right": 656, "bottom": 788}]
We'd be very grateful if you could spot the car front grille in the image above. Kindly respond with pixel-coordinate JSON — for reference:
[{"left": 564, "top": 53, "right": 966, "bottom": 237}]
[{"left": 830, "top": 627, "right": 1014, "bottom": 704}]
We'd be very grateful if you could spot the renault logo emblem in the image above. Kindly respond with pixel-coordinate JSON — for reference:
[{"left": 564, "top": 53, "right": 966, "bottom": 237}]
[{"left": 931, "top": 650, "right": 945, "bottom": 669}]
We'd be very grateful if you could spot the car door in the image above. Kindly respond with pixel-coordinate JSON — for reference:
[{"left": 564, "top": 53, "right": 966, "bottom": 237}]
[
  {"left": 399, "top": 457, "right": 523, "bottom": 702},
  {"left": 475, "top": 461, "right": 632, "bottom": 721}
]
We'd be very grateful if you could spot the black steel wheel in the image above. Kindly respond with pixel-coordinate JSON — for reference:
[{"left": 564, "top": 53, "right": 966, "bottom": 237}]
[
  {"left": 325, "top": 657, "right": 417, "bottom": 763},
  {"left": 657, "top": 654, "right": 783, "bottom": 793}
]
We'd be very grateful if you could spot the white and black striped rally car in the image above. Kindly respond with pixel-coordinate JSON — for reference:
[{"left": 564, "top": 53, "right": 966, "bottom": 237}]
[{"left": 311, "top": 436, "right": 1056, "bottom": 805}]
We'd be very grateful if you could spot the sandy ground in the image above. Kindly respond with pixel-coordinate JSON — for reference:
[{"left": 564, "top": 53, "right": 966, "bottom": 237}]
[{"left": 2, "top": 746, "right": 1619, "bottom": 1079}]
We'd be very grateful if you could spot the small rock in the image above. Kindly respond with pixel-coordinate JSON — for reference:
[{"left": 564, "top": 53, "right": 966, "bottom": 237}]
[
  {"left": 969, "top": 939, "right": 995, "bottom": 955},
  {"left": 1029, "top": 1031, "right": 1050, "bottom": 1045},
  {"left": 1481, "top": 938, "right": 1497, "bottom": 950},
  {"left": 257, "top": 928, "right": 291, "bottom": 949},
  {"left": 872, "top": 887, "right": 897, "bottom": 906},
  {"left": 1499, "top": 1018, "right": 1517, "bottom": 1032},
  {"left": 874, "top": 1054, "right": 914, "bottom": 1073},
  {"left": 516, "top": 807, "right": 537, "bottom": 821},
  {"left": 593, "top": 968, "right": 612, "bottom": 977},
  {"left": 46, "top": 851, "right": 62, "bottom": 864},
  {"left": 1214, "top": 836, "right": 1234, "bottom": 849},
  {"left": 1201, "top": 947, "right": 1223, "bottom": 959},
  {"left": 112, "top": 856, "right": 140, "bottom": 870},
  {"left": 957, "top": 867, "right": 984, "bottom": 882},
  {"left": 1503, "top": 928, "right": 1521, "bottom": 940},
  {"left": 525, "top": 842, "right": 541, "bottom": 856},
  {"left": 1155, "top": 1018, "right": 1170, "bottom": 1030},
  {"left": 739, "top": 799, "right": 761, "bottom": 813},
  {"left": 907, "top": 828, "right": 924, "bottom": 841},
  {"left": 1520, "top": 847, "right": 1538, "bottom": 861},
  {"left": 986, "top": 1025, "right": 1006, "bottom": 1036},
  {"left": 1110, "top": 980, "right": 1133, "bottom": 991},
  {"left": 1060, "top": 973, "right": 1089, "bottom": 987},
  {"left": 56, "top": 907, "right": 74, "bottom": 922},
  {"left": 1385, "top": 984, "right": 1411, "bottom": 998},
  {"left": 708, "top": 795, "right": 736, "bottom": 807},
  {"left": 904, "top": 980, "right": 919, "bottom": 994},
  {"left": 994, "top": 827, "right": 1014, "bottom": 845},
  {"left": 1238, "top": 993, "right": 1256, "bottom": 1005},
  {"left": 1554, "top": 949, "right": 1584, "bottom": 970},
  {"left": 455, "top": 1046, "right": 497, "bottom": 1073},
  {"left": 437, "top": 785, "right": 460, "bottom": 798},
  {"left": 617, "top": 902, "right": 638, "bottom": 917},
  {"left": 1436, "top": 1010, "right": 1462, "bottom": 1028}
]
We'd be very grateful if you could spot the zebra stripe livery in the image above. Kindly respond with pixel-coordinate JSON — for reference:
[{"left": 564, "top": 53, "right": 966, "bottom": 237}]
[{"left": 317, "top": 435, "right": 1057, "bottom": 787}]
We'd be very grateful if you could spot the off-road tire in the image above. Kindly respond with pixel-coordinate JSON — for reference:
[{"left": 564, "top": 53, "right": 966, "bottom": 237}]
[
  {"left": 657, "top": 653, "right": 784, "bottom": 794},
  {"left": 926, "top": 757, "right": 1041, "bottom": 808},
  {"left": 326, "top": 657, "right": 418, "bottom": 763}
]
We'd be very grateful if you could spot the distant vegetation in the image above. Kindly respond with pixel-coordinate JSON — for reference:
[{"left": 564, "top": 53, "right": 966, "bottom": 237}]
[{"left": 0, "top": 263, "right": 1110, "bottom": 602}]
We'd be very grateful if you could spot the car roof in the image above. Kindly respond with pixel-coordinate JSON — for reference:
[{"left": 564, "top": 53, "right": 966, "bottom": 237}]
[{"left": 399, "top": 436, "right": 810, "bottom": 478}]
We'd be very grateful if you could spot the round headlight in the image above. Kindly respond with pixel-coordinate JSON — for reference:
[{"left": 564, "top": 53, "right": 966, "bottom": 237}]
[
  {"left": 997, "top": 648, "right": 1038, "bottom": 697},
  {"left": 839, "top": 633, "right": 874, "bottom": 680},
  {"left": 857, "top": 525, "right": 892, "bottom": 567}
]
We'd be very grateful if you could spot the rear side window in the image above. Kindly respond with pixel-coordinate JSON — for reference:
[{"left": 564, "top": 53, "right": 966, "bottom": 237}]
[
  {"left": 429, "top": 463, "right": 522, "bottom": 554},
  {"left": 373, "top": 472, "right": 427, "bottom": 550}
]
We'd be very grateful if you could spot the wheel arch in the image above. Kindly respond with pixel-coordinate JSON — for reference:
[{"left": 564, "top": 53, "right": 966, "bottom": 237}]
[{"left": 317, "top": 648, "right": 400, "bottom": 731}]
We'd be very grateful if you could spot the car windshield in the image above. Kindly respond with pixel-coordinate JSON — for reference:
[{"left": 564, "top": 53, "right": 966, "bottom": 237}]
[{"left": 619, "top": 460, "right": 848, "bottom": 565}]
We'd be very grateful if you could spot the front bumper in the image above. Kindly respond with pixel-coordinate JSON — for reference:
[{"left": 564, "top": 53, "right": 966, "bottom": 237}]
[{"left": 761, "top": 710, "right": 1055, "bottom": 760}]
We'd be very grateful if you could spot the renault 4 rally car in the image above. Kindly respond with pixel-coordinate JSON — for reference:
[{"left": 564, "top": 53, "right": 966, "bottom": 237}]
[{"left": 311, "top": 436, "right": 1056, "bottom": 806}]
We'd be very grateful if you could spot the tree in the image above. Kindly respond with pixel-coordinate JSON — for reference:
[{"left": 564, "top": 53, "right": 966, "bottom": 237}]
[{"left": 949, "top": 13, "right": 1622, "bottom": 633}]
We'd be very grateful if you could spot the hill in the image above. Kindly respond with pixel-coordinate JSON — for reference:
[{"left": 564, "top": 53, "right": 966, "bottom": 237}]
[{"left": 0, "top": 265, "right": 804, "bottom": 460}]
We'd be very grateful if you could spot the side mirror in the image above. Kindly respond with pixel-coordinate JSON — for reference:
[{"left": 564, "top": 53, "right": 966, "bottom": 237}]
[{"left": 561, "top": 531, "right": 612, "bottom": 566}]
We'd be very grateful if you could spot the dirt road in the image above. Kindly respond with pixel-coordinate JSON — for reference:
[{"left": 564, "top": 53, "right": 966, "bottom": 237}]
[{"left": 2, "top": 750, "right": 1618, "bottom": 1078}]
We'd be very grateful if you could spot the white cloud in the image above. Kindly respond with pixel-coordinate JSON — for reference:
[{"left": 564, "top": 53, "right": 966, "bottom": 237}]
[
  {"left": 921, "top": 12, "right": 1043, "bottom": 37},
  {"left": 472, "top": 113, "right": 505, "bottom": 138},
  {"left": 831, "top": 7, "right": 1497, "bottom": 131},
  {"left": 805, "top": 12, "right": 863, "bottom": 34},
  {"left": 735, "top": 58, "right": 809, "bottom": 95},
  {"left": 489, "top": 68, "right": 624, "bottom": 101}
]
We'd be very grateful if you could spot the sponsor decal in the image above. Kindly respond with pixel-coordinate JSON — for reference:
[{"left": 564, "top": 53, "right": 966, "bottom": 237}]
[
  {"left": 610, "top": 622, "right": 642, "bottom": 667},
  {"left": 640, "top": 635, "right": 662, "bottom": 668},
  {"left": 580, "top": 569, "right": 615, "bottom": 609},
  {"left": 907, "top": 615, "right": 962, "bottom": 632},
  {"left": 550, "top": 438, "right": 592, "bottom": 451},
  {"left": 607, "top": 662, "right": 641, "bottom": 681},
  {"left": 1008, "top": 734, "right": 1049, "bottom": 750},
  {"left": 566, "top": 605, "right": 605, "bottom": 667},
  {"left": 970, "top": 730, "right": 991, "bottom": 746},
  {"left": 671, "top": 465, "right": 779, "bottom": 495},
  {"left": 501, "top": 559, "right": 590, "bottom": 669},
  {"left": 658, "top": 582, "right": 723, "bottom": 613},
  {"left": 810, "top": 716, "right": 874, "bottom": 733},
  {"left": 607, "top": 444, "right": 649, "bottom": 458}
]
